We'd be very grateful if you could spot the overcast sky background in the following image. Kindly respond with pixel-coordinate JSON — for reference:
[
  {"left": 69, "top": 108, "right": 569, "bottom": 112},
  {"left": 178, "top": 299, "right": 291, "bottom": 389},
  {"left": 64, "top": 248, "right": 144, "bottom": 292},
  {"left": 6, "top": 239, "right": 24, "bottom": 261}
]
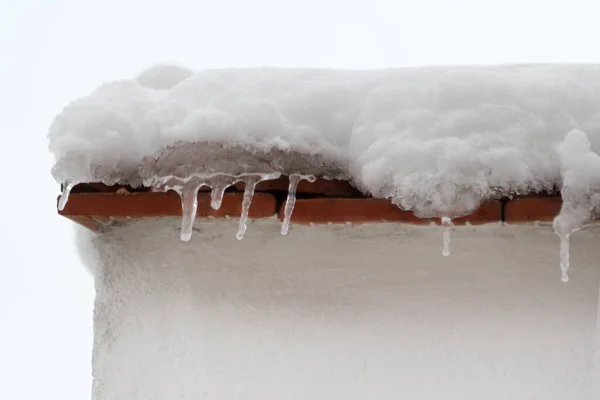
[{"left": 1, "top": 0, "right": 599, "bottom": 398}]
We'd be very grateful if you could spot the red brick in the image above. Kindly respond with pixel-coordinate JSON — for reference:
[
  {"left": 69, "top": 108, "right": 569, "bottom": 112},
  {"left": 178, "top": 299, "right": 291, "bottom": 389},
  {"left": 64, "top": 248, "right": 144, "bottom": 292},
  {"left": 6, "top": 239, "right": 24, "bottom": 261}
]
[
  {"left": 504, "top": 197, "right": 562, "bottom": 223},
  {"left": 277, "top": 198, "right": 502, "bottom": 225},
  {"left": 59, "top": 192, "right": 277, "bottom": 231}
]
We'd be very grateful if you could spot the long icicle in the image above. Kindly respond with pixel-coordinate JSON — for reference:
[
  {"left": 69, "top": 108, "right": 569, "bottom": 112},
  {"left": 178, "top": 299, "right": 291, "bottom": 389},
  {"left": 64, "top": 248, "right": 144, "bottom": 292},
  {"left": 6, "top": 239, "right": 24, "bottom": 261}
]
[
  {"left": 281, "top": 174, "right": 315, "bottom": 235},
  {"left": 178, "top": 180, "right": 203, "bottom": 242},
  {"left": 559, "top": 233, "right": 571, "bottom": 283},
  {"left": 58, "top": 181, "right": 75, "bottom": 211},
  {"left": 441, "top": 216, "right": 452, "bottom": 256},
  {"left": 236, "top": 177, "right": 258, "bottom": 240}
]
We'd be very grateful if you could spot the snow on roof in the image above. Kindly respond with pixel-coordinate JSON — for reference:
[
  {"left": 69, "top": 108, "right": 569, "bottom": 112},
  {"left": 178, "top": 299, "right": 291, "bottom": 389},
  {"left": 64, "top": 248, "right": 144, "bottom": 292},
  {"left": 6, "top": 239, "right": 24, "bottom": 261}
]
[{"left": 49, "top": 64, "right": 600, "bottom": 250}]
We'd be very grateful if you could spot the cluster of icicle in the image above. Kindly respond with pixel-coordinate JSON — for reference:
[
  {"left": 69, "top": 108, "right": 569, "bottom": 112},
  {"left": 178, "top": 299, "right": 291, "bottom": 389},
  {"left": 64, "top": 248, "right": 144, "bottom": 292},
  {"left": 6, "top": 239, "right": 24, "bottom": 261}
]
[
  {"left": 58, "top": 174, "right": 458, "bottom": 259},
  {"left": 58, "top": 173, "right": 317, "bottom": 242},
  {"left": 147, "top": 173, "right": 318, "bottom": 241}
]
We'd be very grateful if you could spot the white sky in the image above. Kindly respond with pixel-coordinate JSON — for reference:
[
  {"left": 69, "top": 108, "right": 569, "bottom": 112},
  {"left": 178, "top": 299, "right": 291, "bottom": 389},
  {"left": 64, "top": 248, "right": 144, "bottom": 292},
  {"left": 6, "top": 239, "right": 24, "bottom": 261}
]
[{"left": 0, "top": 0, "right": 599, "bottom": 398}]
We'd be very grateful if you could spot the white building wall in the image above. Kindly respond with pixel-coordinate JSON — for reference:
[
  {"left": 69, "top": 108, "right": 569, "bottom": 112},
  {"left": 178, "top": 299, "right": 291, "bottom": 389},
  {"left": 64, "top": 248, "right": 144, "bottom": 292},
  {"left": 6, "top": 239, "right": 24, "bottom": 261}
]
[{"left": 91, "top": 218, "right": 600, "bottom": 400}]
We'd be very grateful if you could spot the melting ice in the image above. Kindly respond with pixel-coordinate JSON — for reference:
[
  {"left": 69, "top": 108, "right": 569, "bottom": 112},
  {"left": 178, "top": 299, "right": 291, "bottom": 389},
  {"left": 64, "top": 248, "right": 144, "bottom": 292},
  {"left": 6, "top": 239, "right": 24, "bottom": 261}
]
[
  {"left": 209, "top": 175, "right": 237, "bottom": 210},
  {"left": 148, "top": 172, "right": 282, "bottom": 241},
  {"left": 175, "top": 178, "right": 205, "bottom": 242},
  {"left": 552, "top": 129, "right": 600, "bottom": 282},
  {"left": 281, "top": 174, "right": 316, "bottom": 235},
  {"left": 58, "top": 181, "right": 75, "bottom": 211},
  {"left": 236, "top": 173, "right": 281, "bottom": 240},
  {"left": 441, "top": 216, "right": 453, "bottom": 256},
  {"left": 558, "top": 233, "right": 570, "bottom": 283}
]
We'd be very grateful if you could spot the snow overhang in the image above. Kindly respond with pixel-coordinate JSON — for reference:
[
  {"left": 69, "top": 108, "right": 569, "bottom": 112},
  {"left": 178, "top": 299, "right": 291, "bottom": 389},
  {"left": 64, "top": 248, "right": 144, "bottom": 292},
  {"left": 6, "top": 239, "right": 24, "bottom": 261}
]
[{"left": 50, "top": 64, "right": 600, "bottom": 282}]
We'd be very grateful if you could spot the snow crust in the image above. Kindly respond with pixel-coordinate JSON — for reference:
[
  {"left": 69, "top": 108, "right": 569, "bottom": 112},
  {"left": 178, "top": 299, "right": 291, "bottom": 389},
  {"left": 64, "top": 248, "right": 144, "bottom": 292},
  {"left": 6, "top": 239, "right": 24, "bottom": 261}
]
[{"left": 49, "top": 64, "right": 600, "bottom": 217}]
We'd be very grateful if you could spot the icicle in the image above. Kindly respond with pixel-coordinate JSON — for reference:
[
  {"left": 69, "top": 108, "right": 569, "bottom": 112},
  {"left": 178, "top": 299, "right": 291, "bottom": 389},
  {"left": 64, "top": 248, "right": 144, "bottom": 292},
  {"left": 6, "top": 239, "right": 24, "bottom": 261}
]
[
  {"left": 209, "top": 175, "right": 237, "bottom": 210},
  {"left": 441, "top": 216, "right": 452, "bottom": 256},
  {"left": 176, "top": 179, "right": 203, "bottom": 242},
  {"left": 236, "top": 177, "right": 258, "bottom": 240},
  {"left": 559, "top": 233, "right": 570, "bottom": 283},
  {"left": 210, "top": 184, "right": 227, "bottom": 210},
  {"left": 234, "top": 172, "right": 280, "bottom": 240},
  {"left": 58, "top": 181, "right": 75, "bottom": 211},
  {"left": 281, "top": 174, "right": 316, "bottom": 235},
  {"left": 553, "top": 216, "right": 577, "bottom": 283}
]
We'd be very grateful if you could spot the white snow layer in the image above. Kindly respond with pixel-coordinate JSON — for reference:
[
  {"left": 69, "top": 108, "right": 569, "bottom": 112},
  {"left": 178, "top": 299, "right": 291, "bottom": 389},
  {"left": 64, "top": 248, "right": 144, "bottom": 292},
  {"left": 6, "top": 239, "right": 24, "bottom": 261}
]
[{"left": 49, "top": 64, "right": 600, "bottom": 218}]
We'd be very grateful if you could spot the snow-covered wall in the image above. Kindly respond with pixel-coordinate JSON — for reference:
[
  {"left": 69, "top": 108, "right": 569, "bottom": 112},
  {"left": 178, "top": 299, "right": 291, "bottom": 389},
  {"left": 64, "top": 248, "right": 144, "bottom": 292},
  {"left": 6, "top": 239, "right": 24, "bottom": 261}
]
[{"left": 91, "top": 219, "right": 600, "bottom": 400}]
